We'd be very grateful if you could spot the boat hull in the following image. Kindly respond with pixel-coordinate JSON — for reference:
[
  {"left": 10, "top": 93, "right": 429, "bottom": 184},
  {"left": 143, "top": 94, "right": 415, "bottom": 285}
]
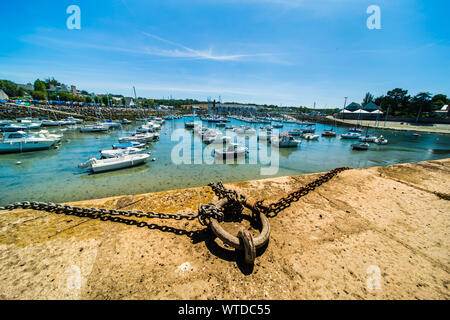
[
  {"left": 91, "top": 155, "right": 149, "bottom": 173},
  {"left": 0, "top": 140, "right": 55, "bottom": 153}
]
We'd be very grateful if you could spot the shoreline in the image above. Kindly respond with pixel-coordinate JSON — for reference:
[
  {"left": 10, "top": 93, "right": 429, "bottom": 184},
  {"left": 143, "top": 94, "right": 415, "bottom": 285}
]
[
  {"left": 327, "top": 116, "right": 450, "bottom": 135},
  {"left": 0, "top": 159, "right": 449, "bottom": 299}
]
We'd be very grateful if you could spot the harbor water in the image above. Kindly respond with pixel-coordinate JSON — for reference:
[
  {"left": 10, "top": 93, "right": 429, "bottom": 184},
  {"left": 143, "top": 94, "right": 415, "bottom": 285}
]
[{"left": 1, "top": 118, "right": 449, "bottom": 206}]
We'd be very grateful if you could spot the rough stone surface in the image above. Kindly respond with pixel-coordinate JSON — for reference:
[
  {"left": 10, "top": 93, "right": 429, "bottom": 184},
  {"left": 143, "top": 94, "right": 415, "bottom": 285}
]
[{"left": 0, "top": 159, "right": 449, "bottom": 300}]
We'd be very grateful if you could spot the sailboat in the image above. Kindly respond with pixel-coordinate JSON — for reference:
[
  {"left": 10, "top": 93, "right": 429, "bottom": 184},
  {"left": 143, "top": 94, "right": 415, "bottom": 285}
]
[
  {"left": 359, "top": 125, "right": 377, "bottom": 142},
  {"left": 134, "top": 87, "right": 147, "bottom": 123},
  {"left": 185, "top": 109, "right": 195, "bottom": 129},
  {"left": 101, "top": 94, "right": 121, "bottom": 128},
  {"left": 322, "top": 117, "right": 337, "bottom": 137}
]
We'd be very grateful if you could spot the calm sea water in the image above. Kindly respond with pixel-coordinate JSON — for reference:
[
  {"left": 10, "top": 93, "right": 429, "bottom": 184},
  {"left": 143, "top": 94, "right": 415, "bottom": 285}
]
[{"left": 1, "top": 117, "right": 449, "bottom": 206}]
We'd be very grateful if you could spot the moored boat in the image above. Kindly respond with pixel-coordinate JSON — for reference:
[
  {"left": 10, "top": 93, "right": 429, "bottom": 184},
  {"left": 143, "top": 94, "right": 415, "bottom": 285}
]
[
  {"left": 78, "top": 153, "right": 150, "bottom": 173},
  {"left": 100, "top": 147, "right": 149, "bottom": 159},
  {"left": 322, "top": 130, "right": 336, "bottom": 137},
  {"left": 374, "top": 136, "right": 388, "bottom": 145},
  {"left": 214, "top": 144, "right": 248, "bottom": 159},
  {"left": 341, "top": 132, "right": 361, "bottom": 139},
  {"left": 118, "top": 132, "right": 157, "bottom": 143},
  {"left": 351, "top": 142, "right": 369, "bottom": 150},
  {"left": 359, "top": 135, "right": 377, "bottom": 143},
  {"left": 271, "top": 134, "right": 301, "bottom": 148},
  {"left": 112, "top": 141, "right": 146, "bottom": 149},
  {"left": 79, "top": 124, "right": 109, "bottom": 132},
  {"left": 302, "top": 133, "right": 320, "bottom": 141},
  {"left": 0, "top": 131, "right": 57, "bottom": 153}
]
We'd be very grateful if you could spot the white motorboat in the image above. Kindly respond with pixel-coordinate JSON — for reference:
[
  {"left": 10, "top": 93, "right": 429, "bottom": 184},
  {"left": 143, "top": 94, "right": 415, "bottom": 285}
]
[
  {"left": 118, "top": 132, "right": 157, "bottom": 143},
  {"left": 374, "top": 136, "right": 388, "bottom": 145},
  {"left": 154, "top": 117, "right": 164, "bottom": 124},
  {"left": 351, "top": 142, "right": 369, "bottom": 150},
  {"left": 32, "top": 130, "right": 63, "bottom": 143},
  {"left": 341, "top": 132, "right": 361, "bottom": 139},
  {"left": 79, "top": 124, "right": 109, "bottom": 132},
  {"left": 214, "top": 145, "right": 248, "bottom": 159},
  {"left": 0, "top": 131, "right": 57, "bottom": 153},
  {"left": 78, "top": 153, "right": 150, "bottom": 173},
  {"left": 271, "top": 134, "right": 301, "bottom": 148},
  {"left": 234, "top": 126, "right": 256, "bottom": 135},
  {"left": 102, "top": 121, "right": 122, "bottom": 129},
  {"left": 121, "top": 119, "right": 132, "bottom": 124},
  {"left": 112, "top": 141, "right": 146, "bottom": 149},
  {"left": 302, "top": 125, "right": 316, "bottom": 133},
  {"left": 19, "top": 119, "right": 42, "bottom": 129},
  {"left": 66, "top": 116, "right": 83, "bottom": 124},
  {"left": 359, "top": 135, "right": 377, "bottom": 142},
  {"left": 100, "top": 147, "right": 149, "bottom": 159},
  {"left": 0, "top": 123, "right": 29, "bottom": 132},
  {"left": 137, "top": 122, "right": 157, "bottom": 133},
  {"left": 59, "top": 119, "right": 76, "bottom": 126},
  {"left": 41, "top": 120, "right": 60, "bottom": 127},
  {"left": 302, "top": 133, "right": 320, "bottom": 141}
]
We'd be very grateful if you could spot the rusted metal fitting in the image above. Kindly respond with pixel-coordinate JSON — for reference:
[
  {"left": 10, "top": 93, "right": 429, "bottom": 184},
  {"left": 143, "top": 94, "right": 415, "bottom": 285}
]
[{"left": 209, "top": 208, "right": 270, "bottom": 264}]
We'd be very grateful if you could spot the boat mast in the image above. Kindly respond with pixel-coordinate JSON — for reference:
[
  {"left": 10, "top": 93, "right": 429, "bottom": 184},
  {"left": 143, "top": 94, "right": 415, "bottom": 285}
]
[{"left": 133, "top": 86, "right": 141, "bottom": 120}]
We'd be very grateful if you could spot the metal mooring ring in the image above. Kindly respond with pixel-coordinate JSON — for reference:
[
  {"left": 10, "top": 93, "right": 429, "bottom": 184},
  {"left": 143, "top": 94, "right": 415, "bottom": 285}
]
[
  {"left": 238, "top": 229, "right": 256, "bottom": 264},
  {"left": 210, "top": 211, "right": 270, "bottom": 263}
]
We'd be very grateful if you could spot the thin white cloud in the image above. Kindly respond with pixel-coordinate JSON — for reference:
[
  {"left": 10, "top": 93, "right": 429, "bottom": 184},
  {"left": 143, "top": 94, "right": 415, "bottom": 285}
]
[
  {"left": 21, "top": 31, "right": 275, "bottom": 62},
  {"left": 141, "top": 31, "right": 272, "bottom": 61}
]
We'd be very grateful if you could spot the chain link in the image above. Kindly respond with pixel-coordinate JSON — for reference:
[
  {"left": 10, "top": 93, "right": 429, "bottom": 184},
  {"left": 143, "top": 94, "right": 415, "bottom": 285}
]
[
  {"left": 0, "top": 167, "right": 350, "bottom": 224},
  {"left": 0, "top": 201, "right": 198, "bottom": 221},
  {"left": 208, "top": 167, "right": 350, "bottom": 218},
  {"left": 254, "top": 167, "right": 351, "bottom": 216}
]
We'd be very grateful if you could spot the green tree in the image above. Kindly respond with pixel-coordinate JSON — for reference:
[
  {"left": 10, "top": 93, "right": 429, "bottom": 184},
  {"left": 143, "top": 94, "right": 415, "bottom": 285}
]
[
  {"left": 362, "top": 92, "right": 374, "bottom": 106},
  {"left": 375, "top": 88, "right": 411, "bottom": 116},
  {"left": 85, "top": 96, "right": 93, "bottom": 103},
  {"left": 44, "top": 77, "right": 61, "bottom": 89},
  {"left": 431, "top": 94, "right": 447, "bottom": 109},
  {"left": 31, "top": 90, "right": 47, "bottom": 100},
  {"left": 102, "top": 95, "right": 109, "bottom": 105},
  {"left": 411, "top": 92, "right": 432, "bottom": 122},
  {"left": 0, "top": 80, "right": 24, "bottom": 97},
  {"left": 34, "top": 79, "right": 46, "bottom": 92}
]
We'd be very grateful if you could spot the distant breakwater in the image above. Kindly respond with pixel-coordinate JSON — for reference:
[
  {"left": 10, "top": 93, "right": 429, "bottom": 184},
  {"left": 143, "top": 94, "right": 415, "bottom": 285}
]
[{"left": 0, "top": 103, "right": 185, "bottom": 121}]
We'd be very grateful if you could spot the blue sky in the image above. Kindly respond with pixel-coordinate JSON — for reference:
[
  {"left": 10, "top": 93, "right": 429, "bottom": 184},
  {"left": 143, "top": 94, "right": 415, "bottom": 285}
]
[{"left": 0, "top": 0, "right": 449, "bottom": 107}]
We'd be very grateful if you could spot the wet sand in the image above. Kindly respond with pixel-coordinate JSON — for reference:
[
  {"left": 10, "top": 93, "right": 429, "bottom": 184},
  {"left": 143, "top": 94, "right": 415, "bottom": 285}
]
[{"left": 0, "top": 159, "right": 449, "bottom": 299}]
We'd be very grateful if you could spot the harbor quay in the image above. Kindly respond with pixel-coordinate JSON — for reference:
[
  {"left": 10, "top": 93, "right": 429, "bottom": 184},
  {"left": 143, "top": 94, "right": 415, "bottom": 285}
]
[{"left": 0, "top": 159, "right": 448, "bottom": 299}]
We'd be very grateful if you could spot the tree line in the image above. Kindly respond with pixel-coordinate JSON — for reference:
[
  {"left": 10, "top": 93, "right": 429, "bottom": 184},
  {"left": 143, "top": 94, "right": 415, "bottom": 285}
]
[{"left": 362, "top": 89, "right": 449, "bottom": 119}]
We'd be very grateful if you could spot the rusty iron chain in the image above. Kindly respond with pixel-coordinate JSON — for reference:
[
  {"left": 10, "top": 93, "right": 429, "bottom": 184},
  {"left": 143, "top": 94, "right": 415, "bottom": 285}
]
[
  {"left": 209, "top": 167, "right": 351, "bottom": 218},
  {"left": 254, "top": 167, "right": 351, "bottom": 217},
  {"left": 0, "top": 201, "right": 198, "bottom": 221},
  {"left": 0, "top": 167, "right": 350, "bottom": 224}
]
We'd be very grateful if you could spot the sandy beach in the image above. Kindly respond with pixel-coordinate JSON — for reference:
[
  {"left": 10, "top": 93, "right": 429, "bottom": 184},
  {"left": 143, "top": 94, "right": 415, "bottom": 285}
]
[{"left": 0, "top": 159, "right": 449, "bottom": 300}]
